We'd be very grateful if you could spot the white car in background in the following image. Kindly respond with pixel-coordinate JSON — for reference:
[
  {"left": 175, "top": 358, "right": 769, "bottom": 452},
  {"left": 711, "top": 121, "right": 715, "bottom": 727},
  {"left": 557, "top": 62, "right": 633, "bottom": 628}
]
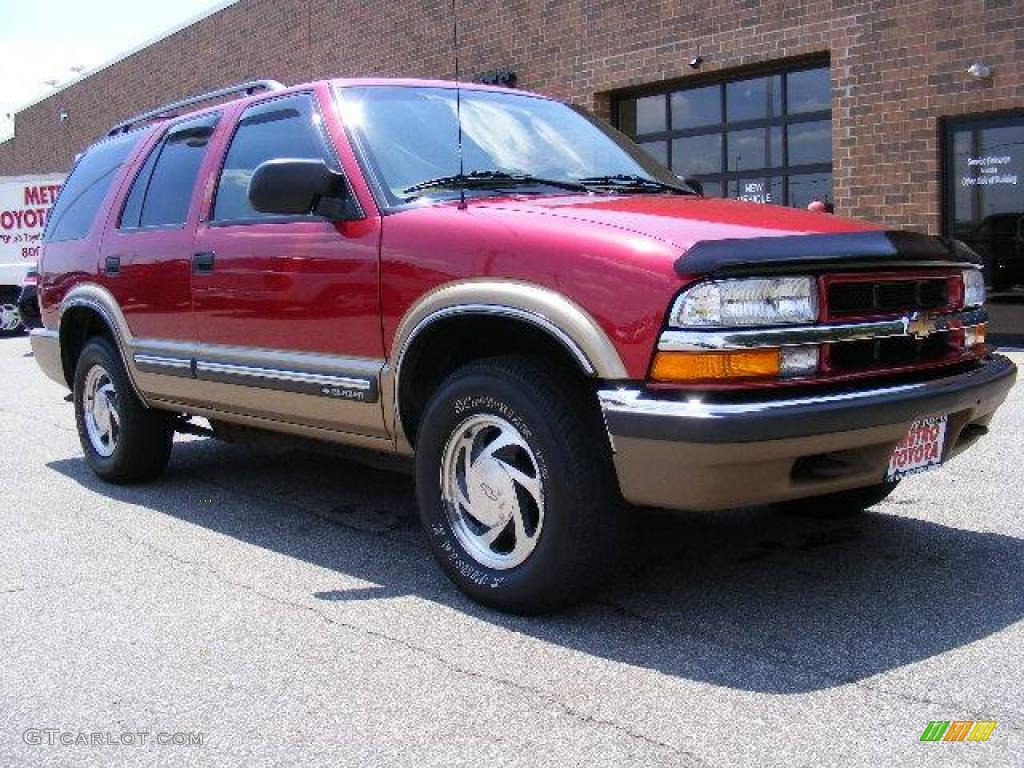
[
  {"left": 0, "top": 260, "right": 31, "bottom": 334},
  {"left": 0, "top": 173, "right": 64, "bottom": 335}
]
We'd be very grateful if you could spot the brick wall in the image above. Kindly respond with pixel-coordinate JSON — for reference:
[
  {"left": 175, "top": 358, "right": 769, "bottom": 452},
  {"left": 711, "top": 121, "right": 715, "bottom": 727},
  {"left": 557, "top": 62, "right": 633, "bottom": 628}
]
[{"left": 0, "top": 0, "right": 1020, "bottom": 233}]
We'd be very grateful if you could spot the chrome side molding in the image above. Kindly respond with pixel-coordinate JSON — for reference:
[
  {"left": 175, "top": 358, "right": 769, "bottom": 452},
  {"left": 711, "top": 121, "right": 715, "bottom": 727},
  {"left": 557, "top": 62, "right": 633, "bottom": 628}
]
[{"left": 194, "top": 360, "right": 377, "bottom": 402}]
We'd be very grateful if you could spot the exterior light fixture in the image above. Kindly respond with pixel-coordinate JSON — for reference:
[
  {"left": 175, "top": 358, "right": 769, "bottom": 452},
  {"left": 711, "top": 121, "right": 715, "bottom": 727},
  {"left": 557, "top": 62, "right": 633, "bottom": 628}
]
[{"left": 967, "top": 62, "right": 993, "bottom": 79}]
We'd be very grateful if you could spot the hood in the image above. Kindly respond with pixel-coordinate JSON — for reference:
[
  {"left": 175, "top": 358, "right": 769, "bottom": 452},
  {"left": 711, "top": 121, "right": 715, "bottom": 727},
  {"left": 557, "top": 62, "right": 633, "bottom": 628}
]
[{"left": 475, "top": 194, "right": 881, "bottom": 253}]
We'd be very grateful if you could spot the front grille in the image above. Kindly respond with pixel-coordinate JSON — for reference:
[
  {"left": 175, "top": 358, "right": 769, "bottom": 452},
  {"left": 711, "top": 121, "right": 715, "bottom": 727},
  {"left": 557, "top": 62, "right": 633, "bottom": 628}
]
[
  {"left": 828, "top": 333, "right": 955, "bottom": 373},
  {"left": 827, "top": 277, "right": 951, "bottom": 317}
]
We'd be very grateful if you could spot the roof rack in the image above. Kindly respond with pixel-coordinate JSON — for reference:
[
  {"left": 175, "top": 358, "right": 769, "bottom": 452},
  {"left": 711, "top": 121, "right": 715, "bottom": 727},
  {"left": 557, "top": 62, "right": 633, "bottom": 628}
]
[{"left": 106, "top": 79, "right": 286, "bottom": 136}]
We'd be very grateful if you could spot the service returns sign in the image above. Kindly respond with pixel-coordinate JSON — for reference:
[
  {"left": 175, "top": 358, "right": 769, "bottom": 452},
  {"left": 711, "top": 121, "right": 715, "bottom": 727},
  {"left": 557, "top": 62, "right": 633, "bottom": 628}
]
[{"left": 0, "top": 174, "right": 65, "bottom": 264}]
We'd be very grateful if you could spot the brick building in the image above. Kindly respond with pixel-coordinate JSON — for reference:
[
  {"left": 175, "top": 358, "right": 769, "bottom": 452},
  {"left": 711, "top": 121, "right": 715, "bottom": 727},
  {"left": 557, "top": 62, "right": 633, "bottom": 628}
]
[{"left": 1, "top": 0, "right": 1022, "bottom": 326}]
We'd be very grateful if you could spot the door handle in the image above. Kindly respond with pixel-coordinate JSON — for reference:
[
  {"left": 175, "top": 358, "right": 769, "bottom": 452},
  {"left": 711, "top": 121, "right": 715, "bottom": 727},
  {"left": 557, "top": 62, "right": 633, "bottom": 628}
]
[
  {"left": 193, "top": 251, "right": 215, "bottom": 274},
  {"left": 104, "top": 255, "right": 120, "bottom": 275}
]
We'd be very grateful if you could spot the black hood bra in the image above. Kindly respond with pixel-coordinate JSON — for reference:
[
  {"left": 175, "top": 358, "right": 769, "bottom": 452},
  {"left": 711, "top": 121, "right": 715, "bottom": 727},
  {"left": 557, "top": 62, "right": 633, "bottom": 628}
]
[{"left": 675, "top": 230, "right": 982, "bottom": 277}]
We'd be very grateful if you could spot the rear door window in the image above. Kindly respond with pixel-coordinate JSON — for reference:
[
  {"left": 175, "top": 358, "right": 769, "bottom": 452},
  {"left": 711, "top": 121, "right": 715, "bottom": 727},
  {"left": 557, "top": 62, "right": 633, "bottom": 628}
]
[
  {"left": 119, "top": 113, "right": 219, "bottom": 229},
  {"left": 213, "top": 94, "right": 334, "bottom": 223},
  {"left": 44, "top": 130, "right": 145, "bottom": 242}
]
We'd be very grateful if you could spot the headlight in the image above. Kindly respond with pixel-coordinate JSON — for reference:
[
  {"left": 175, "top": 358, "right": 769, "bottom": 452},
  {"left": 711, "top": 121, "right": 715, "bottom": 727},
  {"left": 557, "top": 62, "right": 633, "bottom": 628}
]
[
  {"left": 670, "top": 276, "right": 818, "bottom": 327},
  {"left": 962, "top": 268, "right": 985, "bottom": 308}
]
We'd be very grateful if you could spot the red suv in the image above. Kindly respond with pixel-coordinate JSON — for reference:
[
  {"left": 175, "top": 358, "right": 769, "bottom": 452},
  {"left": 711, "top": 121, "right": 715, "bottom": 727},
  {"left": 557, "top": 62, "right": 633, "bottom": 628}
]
[{"left": 31, "top": 78, "right": 1015, "bottom": 613}]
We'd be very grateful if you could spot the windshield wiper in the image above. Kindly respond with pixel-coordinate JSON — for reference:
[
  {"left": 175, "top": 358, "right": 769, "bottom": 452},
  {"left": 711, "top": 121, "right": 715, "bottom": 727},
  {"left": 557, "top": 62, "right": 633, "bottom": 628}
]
[
  {"left": 577, "top": 174, "right": 698, "bottom": 195},
  {"left": 402, "top": 170, "right": 589, "bottom": 196}
]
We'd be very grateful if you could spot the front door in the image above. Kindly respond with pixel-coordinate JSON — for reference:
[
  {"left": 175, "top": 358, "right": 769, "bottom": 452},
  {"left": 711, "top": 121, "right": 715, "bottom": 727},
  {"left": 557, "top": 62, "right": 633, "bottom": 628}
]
[
  {"left": 189, "top": 91, "right": 385, "bottom": 439},
  {"left": 944, "top": 113, "right": 1024, "bottom": 343}
]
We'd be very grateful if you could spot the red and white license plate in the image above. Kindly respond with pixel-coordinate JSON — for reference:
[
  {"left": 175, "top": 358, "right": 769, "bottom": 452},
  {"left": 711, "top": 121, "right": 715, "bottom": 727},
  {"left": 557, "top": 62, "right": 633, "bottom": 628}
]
[{"left": 887, "top": 415, "right": 948, "bottom": 480}]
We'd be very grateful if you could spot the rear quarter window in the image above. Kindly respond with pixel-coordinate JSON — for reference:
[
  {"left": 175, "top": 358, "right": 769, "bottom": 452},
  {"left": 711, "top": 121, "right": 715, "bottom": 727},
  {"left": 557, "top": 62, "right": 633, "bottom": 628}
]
[{"left": 43, "top": 130, "right": 145, "bottom": 243}]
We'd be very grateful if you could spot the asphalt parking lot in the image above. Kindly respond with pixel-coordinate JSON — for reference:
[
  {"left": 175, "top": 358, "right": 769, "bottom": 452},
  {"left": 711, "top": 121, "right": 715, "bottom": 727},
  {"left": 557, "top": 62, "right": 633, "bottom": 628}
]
[{"left": 1, "top": 334, "right": 1021, "bottom": 767}]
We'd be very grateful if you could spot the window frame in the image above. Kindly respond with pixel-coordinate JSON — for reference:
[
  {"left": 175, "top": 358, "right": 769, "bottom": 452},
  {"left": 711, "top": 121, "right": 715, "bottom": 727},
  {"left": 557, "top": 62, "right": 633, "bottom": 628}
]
[
  {"left": 207, "top": 89, "right": 344, "bottom": 228},
  {"left": 117, "top": 111, "right": 222, "bottom": 233},
  {"left": 42, "top": 128, "right": 148, "bottom": 243},
  {"left": 614, "top": 60, "right": 832, "bottom": 207}
]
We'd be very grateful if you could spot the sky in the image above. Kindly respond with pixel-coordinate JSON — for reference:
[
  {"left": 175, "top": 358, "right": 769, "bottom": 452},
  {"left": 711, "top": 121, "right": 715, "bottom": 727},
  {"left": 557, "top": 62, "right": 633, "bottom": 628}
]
[{"left": 0, "top": 0, "right": 236, "bottom": 140}]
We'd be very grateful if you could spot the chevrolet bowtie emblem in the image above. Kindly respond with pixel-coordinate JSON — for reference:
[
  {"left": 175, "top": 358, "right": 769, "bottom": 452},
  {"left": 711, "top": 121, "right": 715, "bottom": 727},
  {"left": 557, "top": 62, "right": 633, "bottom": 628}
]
[{"left": 906, "top": 312, "right": 937, "bottom": 339}]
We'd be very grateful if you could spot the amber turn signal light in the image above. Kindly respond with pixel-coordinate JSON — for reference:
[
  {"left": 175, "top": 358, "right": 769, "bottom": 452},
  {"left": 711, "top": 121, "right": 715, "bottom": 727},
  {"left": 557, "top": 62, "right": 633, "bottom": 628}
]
[{"left": 650, "top": 349, "right": 781, "bottom": 382}]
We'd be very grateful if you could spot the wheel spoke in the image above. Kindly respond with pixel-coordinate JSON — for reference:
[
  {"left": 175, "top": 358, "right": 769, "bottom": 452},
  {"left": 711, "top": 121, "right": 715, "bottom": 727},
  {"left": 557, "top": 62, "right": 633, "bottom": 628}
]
[
  {"left": 508, "top": 501, "right": 535, "bottom": 562},
  {"left": 482, "top": 428, "right": 523, "bottom": 461},
  {"left": 498, "top": 461, "right": 542, "bottom": 507}
]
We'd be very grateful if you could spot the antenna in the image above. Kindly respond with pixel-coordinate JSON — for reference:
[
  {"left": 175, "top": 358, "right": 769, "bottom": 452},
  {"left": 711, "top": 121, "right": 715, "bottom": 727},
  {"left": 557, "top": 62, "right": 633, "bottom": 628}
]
[{"left": 451, "top": 0, "right": 467, "bottom": 210}]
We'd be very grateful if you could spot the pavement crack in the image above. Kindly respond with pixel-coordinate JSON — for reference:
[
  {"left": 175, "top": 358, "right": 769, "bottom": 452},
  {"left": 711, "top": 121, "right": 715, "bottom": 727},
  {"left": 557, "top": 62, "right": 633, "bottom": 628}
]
[{"left": 90, "top": 515, "right": 705, "bottom": 765}]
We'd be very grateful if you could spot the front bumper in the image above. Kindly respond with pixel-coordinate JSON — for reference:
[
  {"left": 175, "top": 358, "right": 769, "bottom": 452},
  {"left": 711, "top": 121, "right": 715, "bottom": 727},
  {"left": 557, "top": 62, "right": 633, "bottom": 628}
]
[{"left": 599, "top": 355, "right": 1016, "bottom": 511}]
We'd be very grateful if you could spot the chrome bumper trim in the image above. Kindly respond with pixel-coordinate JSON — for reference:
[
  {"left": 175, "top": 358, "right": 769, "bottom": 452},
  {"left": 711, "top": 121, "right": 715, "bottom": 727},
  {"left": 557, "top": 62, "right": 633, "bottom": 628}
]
[
  {"left": 598, "top": 354, "right": 1015, "bottom": 444},
  {"left": 658, "top": 307, "right": 987, "bottom": 352}
]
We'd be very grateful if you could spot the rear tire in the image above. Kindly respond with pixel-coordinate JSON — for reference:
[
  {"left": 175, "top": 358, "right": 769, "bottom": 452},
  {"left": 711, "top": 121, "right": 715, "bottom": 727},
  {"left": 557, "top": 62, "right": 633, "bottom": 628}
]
[
  {"left": 73, "top": 336, "right": 174, "bottom": 483},
  {"left": 414, "top": 356, "right": 623, "bottom": 614},
  {"left": 770, "top": 480, "right": 900, "bottom": 519}
]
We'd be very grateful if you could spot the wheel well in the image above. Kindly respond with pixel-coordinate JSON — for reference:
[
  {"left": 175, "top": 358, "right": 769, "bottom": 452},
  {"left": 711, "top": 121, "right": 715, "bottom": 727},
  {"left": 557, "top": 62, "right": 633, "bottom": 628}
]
[
  {"left": 397, "top": 314, "right": 597, "bottom": 446},
  {"left": 59, "top": 306, "right": 115, "bottom": 386}
]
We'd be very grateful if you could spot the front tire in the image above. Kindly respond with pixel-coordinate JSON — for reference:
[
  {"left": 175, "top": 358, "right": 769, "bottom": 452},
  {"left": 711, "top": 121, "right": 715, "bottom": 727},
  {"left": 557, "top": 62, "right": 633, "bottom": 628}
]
[
  {"left": 771, "top": 480, "right": 900, "bottom": 519},
  {"left": 415, "top": 357, "right": 623, "bottom": 614},
  {"left": 73, "top": 336, "right": 174, "bottom": 483}
]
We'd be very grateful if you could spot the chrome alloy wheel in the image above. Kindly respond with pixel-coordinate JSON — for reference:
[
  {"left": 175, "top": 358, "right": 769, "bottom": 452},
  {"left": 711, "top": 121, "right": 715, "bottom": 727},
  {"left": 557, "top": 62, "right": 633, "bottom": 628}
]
[
  {"left": 82, "top": 364, "right": 120, "bottom": 458},
  {"left": 440, "top": 414, "right": 545, "bottom": 570},
  {"left": 0, "top": 302, "right": 20, "bottom": 332}
]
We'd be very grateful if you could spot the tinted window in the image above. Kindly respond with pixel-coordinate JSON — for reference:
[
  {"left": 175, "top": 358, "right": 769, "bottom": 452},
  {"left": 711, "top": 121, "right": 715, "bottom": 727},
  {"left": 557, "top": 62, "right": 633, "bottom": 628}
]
[
  {"left": 787, "top": 120, "right": 832, "bottom": 165},
  {"left": 726, "top": 75, "right": 782, "bottom": 123},
  {"left": 119, "top": 140, "right": 160, "bottom": 229},
  {"left": 119, "top": 114, "right": 217, "bottom": 229},
  {"left": 670, "top": 85, "right": 720, "bottom": 130},
  {"left": 727, "top": 127, "right": 783, "bottom": 171},
  {"left": 616, "top": 64, "right": 832, "bottom": 209},
  {"left": 44, "top": 131, "right": 144, "bottom": 242},
  {"left": 672, "top": 134, "right": 721, "bottom": 176},
  {"left": 787, "top": 67, "right": 831, "bottom": 113},
  {"left": 637, "top": 140, "right": 668, "bottom": 166},
  {"left": 214, "top": 94, "right": 331, "bottom": 222}
]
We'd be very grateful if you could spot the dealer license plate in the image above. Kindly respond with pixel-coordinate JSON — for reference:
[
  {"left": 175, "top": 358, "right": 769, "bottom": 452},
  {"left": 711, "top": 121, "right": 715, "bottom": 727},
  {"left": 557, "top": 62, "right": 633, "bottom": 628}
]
[{"left": 886, "top": 415, "right": 948, "bottom": 480}]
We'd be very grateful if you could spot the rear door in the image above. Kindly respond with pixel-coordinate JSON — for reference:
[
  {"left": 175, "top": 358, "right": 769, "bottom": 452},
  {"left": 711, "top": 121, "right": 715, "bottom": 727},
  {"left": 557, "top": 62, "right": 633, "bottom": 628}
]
[
  {"left": 99, "top": 113, "right": 220, "bottom": 383},
  {"left": 188, "top": 90, "right": 385, "bottom": 439}
]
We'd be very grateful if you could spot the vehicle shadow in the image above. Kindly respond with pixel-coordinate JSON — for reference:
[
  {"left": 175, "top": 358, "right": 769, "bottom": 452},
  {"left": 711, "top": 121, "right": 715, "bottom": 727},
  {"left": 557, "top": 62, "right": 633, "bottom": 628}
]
[{"left": 48, "top": 436, "right": 1024, "bottom": 694}]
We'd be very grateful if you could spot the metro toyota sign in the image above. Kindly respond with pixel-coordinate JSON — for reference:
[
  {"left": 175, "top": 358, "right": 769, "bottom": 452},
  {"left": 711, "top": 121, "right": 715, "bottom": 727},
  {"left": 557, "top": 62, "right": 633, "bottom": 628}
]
[{"left": 0, "top": 174, "right": 64, "bottom": 264}]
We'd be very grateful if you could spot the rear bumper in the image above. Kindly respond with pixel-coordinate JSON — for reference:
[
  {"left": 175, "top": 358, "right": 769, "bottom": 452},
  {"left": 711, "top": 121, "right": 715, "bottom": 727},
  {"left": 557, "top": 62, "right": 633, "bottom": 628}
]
[
  {"left": 29, "top": 329, "right": 67, "bottom": 388},
  {"left": 599, "top": 355, "right": 1016, "bottom": 511}
]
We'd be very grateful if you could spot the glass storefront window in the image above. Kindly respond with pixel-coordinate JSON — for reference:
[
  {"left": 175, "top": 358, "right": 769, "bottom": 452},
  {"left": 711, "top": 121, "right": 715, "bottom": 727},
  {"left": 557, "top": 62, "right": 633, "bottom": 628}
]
[
  {"left": 670, "top": 85, "right": 721, "bottom": 130},
  {"left": 726, "top": 75, "right": 782, "bottom": 123},
  {"left": 727, "top": 126, "right": 783, "bottom": 172},
  {"left": 672, "top": 133, "right": 722, "bottom": 176},
  {"left": 637, "top": 140, "right": 669, "bottom": 166},
  {"left": 616, "top": 63, "right": 832, "bottom": 209},
  {"left": 788, "top": 120, "right": 832, "bottom": 166},
  {"left": 787, "top": 68, "right": 831, "bottom": 113},
  {"left": 944, "top": 113, "right": 1024, "bottom": 342},
  {"left": 788, "top": 172, "right": 833, "bottom": 209}
]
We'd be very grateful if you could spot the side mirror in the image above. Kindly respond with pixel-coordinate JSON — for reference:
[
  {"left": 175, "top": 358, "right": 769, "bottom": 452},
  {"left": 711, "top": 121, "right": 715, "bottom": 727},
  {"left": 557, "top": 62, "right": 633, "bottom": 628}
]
[
  {"left": 248, "top": 158, "right": 362, "bottom": 220},
  {"left": 683, "top": 177, "right": 704, "bottom": 196}
]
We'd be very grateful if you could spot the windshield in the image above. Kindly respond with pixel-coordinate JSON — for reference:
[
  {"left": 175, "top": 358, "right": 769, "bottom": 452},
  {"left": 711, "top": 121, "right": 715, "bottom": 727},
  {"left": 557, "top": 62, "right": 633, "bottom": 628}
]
[{"left": 335, "top": 85, "right": 684, "bottom": 205}]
